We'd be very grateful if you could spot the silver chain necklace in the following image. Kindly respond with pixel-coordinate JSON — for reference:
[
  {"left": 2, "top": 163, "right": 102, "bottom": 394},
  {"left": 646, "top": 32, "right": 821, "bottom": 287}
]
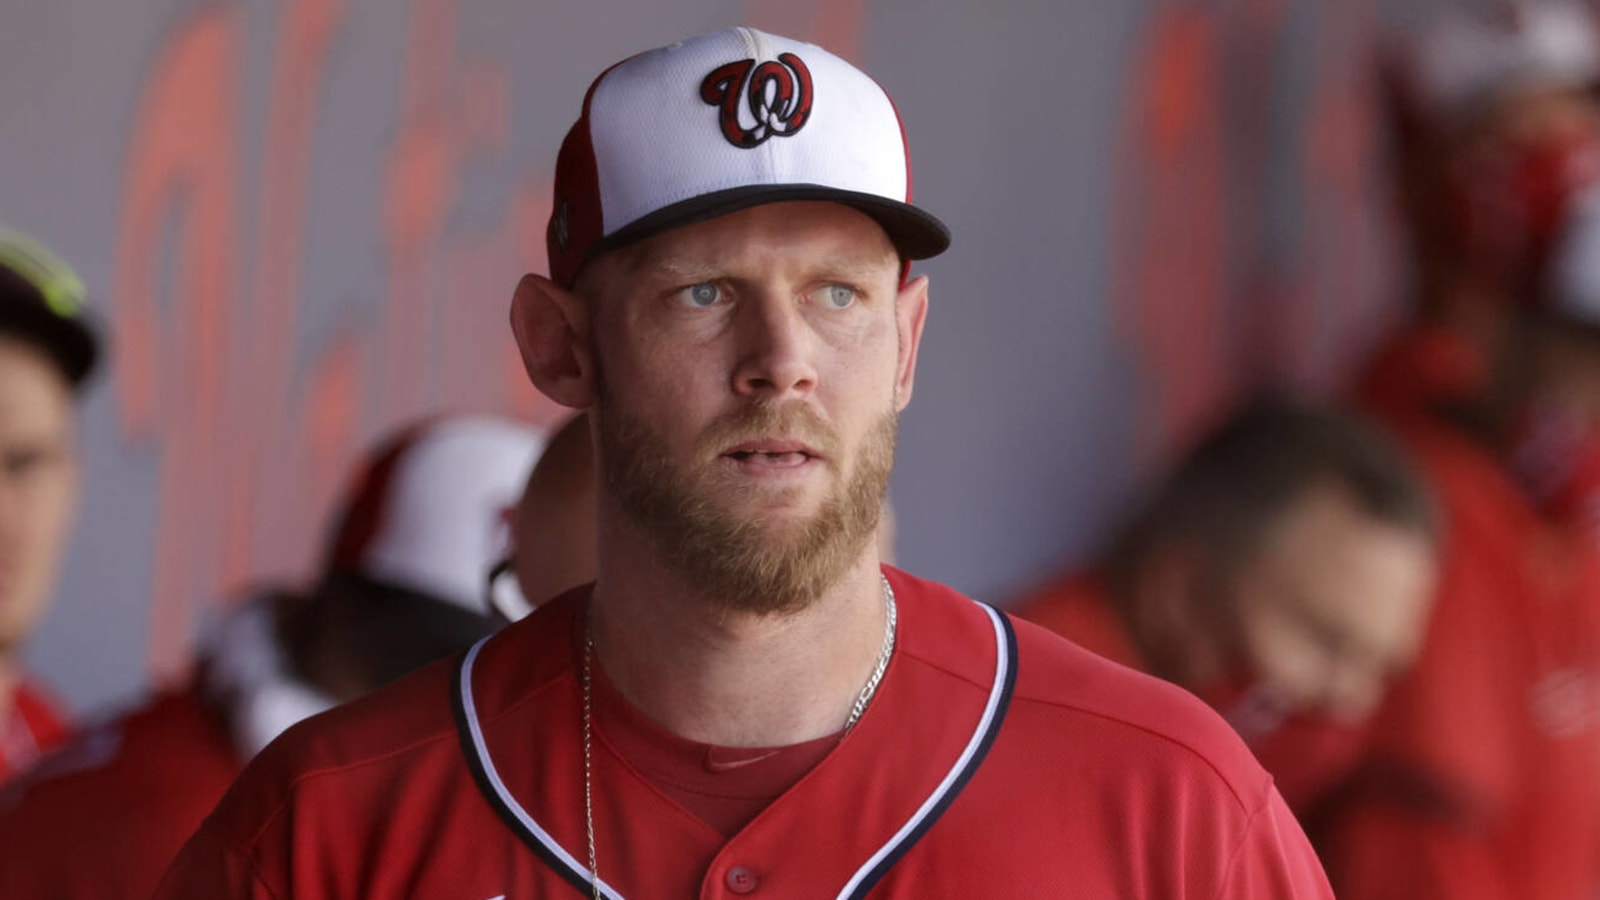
[{"left": 580, "top": 575, "right": 898, "bottom": 900}]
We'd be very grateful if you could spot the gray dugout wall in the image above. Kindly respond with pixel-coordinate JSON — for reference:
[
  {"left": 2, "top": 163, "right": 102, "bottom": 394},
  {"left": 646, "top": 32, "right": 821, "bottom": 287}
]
[{"left": 1, "top": 0, "right": 1459, "bottom": 711}]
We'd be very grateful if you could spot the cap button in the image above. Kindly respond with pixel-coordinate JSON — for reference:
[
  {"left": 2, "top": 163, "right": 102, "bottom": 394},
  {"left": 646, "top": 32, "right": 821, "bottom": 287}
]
[{"left": 725, "top": 865, "right": 760, "bottom": 895}]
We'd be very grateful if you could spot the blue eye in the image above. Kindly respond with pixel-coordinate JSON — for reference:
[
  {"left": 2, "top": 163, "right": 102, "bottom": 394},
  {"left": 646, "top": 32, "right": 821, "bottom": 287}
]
[
  {"left": 818, "top": 285, "right": 855, "bottom": 309},
  {"left": 678, "top": 283, "right": 721, "bottom": 308}
]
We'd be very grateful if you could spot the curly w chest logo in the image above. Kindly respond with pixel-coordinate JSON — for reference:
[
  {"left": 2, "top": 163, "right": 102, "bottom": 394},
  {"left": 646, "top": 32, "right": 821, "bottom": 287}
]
[{"left": 700, "top": 53, "right": 814, "bottom": 148}]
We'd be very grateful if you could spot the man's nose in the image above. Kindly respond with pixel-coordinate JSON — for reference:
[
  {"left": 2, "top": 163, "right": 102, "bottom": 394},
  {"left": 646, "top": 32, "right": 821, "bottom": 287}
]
[{"left": 730, "top": 293, "right": 818, "bottom": 400}]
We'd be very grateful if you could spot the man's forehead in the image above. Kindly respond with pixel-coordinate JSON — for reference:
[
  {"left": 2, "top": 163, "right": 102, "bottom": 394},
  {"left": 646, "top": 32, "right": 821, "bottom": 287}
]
[
  {"left": 617, "top": 204, "right": 898, "bottom": 279},
  {"left": 637, "top": 247, "right": 899, "bottom": 284}
]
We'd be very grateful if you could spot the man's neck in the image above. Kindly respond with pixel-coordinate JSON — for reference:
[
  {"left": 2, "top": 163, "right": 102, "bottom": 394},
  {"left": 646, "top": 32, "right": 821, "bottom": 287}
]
[{"left": 588, "top": 538, "right": 889, "bottom": 749}]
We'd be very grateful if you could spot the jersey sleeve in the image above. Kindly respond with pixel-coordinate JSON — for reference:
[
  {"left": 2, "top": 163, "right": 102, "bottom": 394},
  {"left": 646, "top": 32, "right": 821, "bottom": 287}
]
[{"left": 1213, "top": 783, "right": 1336, "bottom": 900}]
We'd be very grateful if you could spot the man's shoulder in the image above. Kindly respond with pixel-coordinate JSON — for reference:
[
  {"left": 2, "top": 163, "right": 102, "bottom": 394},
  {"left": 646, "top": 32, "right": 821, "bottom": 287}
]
[
  {"left": 1359, "top": 400, "right": 1531, "bottom": 533},
  {"left": 1008, "top": 614, "right": 1271, "bottom": 805},
  {"left": 890, "top": 566, "right": 1270, "bottom": 806},
  {"left": 190, "top": 653, "right": 468, "bottom": 861},
  {"left": 1, "top": 687, "right": 235, "bottom": 812},
  {"left": 0, "top": 687, "right": 241, "bottom": 895},
  {"left": 203, "top": 596, "right": 582, "bottom": 847}
]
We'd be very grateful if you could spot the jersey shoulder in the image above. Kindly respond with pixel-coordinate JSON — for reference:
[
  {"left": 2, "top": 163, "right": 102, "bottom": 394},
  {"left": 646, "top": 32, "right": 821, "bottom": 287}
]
[
  {"left": 888, "top": 565, "right": 1266, "bottom": 806},
  {"left": 1008, "top": 612, "right": 1271, "bottom": 804},
  {"left": 0, "top": 687, "right": 235, "bottom": 815},
  {"left": 202, "top": 593, "right": 582, "bottom": 851},
  {"left": 0, "top": 688, "right": 240, "bottom": 898}
]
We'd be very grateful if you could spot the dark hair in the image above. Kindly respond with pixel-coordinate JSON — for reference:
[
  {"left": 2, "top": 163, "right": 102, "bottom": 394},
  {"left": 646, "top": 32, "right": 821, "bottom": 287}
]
[
  {"left": 0, "top": 266, "right": 98, "bottom": 388},
  {"left": 1105, "top": 401, "right": 1437, "bottom": 588},
  {"left": 285, "top": 571, "right": 501, "bottom": 693}
]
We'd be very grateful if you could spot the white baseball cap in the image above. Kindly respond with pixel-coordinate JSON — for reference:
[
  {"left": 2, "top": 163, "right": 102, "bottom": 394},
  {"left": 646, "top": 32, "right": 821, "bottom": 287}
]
[
  {"left": 323, "top": 416, "right": 545, "bottom": 615},
  {"left": 546, "top": 26, "right": 950, "bottom": 287},
  {"left": 1407, "top": 1, "right": 1600, "bottom": 124}
]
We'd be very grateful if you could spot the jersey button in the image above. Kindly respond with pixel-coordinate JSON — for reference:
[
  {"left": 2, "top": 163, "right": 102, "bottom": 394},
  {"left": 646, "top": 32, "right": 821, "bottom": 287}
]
[{"left": 725, "top": 865, "right": 760, "bottom": 894}]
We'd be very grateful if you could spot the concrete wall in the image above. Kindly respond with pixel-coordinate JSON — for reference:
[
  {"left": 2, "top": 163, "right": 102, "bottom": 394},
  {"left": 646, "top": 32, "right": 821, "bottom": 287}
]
[{"left": 1, "top": 0, "right": 1448, "bottom": 711}]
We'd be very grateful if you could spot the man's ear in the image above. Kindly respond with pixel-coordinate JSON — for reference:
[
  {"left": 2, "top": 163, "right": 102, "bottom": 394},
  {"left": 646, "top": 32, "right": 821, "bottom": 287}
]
[
  {"left": 511, "top": 273, "right": 595, "bottom": 409},
  {"left": 893, "top": 274, "right": 930, "bottom": 411}
]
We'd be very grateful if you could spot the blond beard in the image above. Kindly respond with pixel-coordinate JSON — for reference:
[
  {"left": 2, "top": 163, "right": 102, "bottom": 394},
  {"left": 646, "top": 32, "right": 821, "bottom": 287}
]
[{"left": 595, "top": 391, "right": 895, "bottom": 616}]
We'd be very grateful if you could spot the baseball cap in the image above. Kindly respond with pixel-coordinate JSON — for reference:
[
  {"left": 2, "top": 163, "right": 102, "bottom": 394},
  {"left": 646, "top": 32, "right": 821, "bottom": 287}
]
[
  {"left": 547, "top": 26, "right": 951, "bottom": 287},
  {"left": 0, "top": 228, "right": 99, "bottom": 388},
  {"left": 323, "top": 416, "right": 546, "bottom": 616},
  {"left": 1406, "top": 1, "right": 1600, "bottom": 125}
]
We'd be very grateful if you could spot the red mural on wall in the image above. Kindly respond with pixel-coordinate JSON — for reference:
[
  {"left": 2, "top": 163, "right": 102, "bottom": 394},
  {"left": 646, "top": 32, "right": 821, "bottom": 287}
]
[
  {"left": 114, "top": 0, "right": 865, "bottom": 681},
  {"left": 1113, "top": 0, "right": 1388, "bottom": 465},
  {"left": 113, "top": 5, "right": 242, "bottom": 681},
  {"left": 1112, "top": 3, "right": 1233, "bottom": 467},
  {"left": 1283, "top": 0, "right": 1392, "bottom": 391},
  {"left": 114, "top": 0, "right": 559, "bottom": 683}
]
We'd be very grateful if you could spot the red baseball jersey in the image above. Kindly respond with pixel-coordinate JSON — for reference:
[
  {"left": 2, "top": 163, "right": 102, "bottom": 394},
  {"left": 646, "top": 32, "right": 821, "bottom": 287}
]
[
  {"left": 0, "top": 687, "right": 241, "bottom": 899},
  {"left": 1014, "top": 573, "right": 1372, "bottom": 814},
  {"left": 0, "top": 674, "right": 70, "bottom": 785},
  {"left": 1321, "top": 326, "right": 1600, "bottom": 900},
  {"left": 153, "top": 566, "right": 1331, "bottom": 899}
]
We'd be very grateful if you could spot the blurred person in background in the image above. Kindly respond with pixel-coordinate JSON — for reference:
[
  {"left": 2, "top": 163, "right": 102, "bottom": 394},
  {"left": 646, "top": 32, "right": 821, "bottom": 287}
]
[
  {"left": 1325, "top": 3, "right": 1600, "bottom": 898},
  {"left": 0, "top": 228, "right": 99, "bottom": 784},
  {"left": 499, "top": 412, "right": 598, "bottom": 617},
  {"left": 0, "top": 415, "right": 541, "bottom": 899},
  {"left": 1016, "top": 402, "right": 1439, "bottom": 813}
]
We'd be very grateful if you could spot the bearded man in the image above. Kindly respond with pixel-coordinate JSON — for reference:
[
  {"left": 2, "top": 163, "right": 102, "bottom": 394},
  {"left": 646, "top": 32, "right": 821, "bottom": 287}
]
[{"left": 154, "top": 28, "right": 1332, "bottom": 899}]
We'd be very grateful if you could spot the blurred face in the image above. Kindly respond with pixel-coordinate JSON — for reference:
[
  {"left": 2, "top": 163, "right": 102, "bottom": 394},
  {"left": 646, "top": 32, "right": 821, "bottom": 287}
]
[
  {"left": 1430, "top": 87, "right": 1600, "bottom": 290},
  {"left": 511, "top": 436, "right": 599, "bottom": 608},
  {"left": 1470, "top": 86, "right": 1600, "bottom": 152},
  {"left": 1229, "top": 483, "right": 1437, "bottom": 723},
  {"left": 0, "top": 337, "right": 78, "bottom": 658},
  {"left": 580, "top": 202, "right": 925, "bottom": 614}
]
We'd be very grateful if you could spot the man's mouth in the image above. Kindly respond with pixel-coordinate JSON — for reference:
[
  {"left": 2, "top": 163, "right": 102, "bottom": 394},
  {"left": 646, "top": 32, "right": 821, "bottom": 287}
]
[{"left": 723, "top": 440, "right": 819, "bottom": 468}]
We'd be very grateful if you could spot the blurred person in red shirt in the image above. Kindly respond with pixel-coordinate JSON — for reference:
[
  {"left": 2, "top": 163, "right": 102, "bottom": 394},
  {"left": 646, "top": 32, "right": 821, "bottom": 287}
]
[
  {"left": 0, "top": 415, "right": 542, "bottom": 900},
  {"left": 1016, "top": 402, "right": 1439, "bottom": 812},
  {"left": 1324, "top": 3, "right": 1600, "bottom": 898},
  {"left": 0, "top": 228, "right": 100, "bottom": 784}
]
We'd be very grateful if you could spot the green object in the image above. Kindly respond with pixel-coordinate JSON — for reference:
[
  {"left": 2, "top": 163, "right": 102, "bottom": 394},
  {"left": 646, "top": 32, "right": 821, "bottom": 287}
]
[{"left": 0, "top": 227, "right": 87, "bottom": 320}]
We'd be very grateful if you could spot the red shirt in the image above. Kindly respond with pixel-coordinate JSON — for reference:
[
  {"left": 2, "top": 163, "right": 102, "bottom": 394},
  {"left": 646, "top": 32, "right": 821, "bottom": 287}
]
[
  {"left": 0, "top": 675, "right": 70, "bottom": 785},
  {"left": 0, "top": 687, "right": 241, "bottom": 900},
  {"left": 1014, "top": 572, "right": 1371, "bottom": 813},
  {"left": 1321, "top": 326, "right": 1600, "bottom": 900},
  {"left": 592, "top": 659, "right": 840, "bottom": 837},
  {"left": 153, "top": 567, "right": 1332, "bottom": 899}
]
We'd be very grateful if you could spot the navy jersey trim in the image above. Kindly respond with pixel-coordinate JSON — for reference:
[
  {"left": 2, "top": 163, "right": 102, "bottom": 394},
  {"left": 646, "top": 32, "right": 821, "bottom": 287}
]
[
  {"left": 452, "top": 640, "right": 624, "bottom": 899},
  {"left": 453, "top": 600, "right": 1016, "bottom": 900},
  {"left": 835, "top": 602, "right": 1018, "bottom": 898}
]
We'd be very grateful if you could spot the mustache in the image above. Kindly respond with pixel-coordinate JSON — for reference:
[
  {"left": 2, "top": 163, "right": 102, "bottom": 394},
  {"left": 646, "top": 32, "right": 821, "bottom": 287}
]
[{"left": 697, "top": 402, "right": 841, "bottom": 459}]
